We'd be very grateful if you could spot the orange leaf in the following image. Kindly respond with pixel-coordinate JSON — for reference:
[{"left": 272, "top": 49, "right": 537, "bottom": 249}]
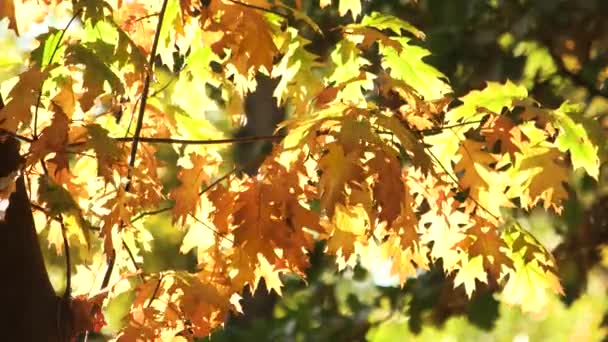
[
  {"left": 0, "top": 67, "right": 47, "bottom": 132},
  {"left": 170, "top": 153, "right": 211, "bottom": 225}
]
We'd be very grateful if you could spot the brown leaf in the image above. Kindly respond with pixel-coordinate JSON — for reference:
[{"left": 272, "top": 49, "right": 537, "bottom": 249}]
[
  {"left": 0, "top": 67, "right": 47, "bottom": 132},
  {"left": 170, "top": 153, "right": 211, "bottom": 225}
]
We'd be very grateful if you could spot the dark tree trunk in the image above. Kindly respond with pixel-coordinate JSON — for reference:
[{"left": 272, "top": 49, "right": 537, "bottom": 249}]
[{"left": 0, "top": 134, "right": 64, "bottom": 340}]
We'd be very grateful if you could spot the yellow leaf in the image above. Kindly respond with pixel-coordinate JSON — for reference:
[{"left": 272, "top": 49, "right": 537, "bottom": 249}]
[
  {"left": 516, "top": 148, "right": 569, "bottom": 213},
  {"left": 453, "top": 255, "right": 487, "bottom": 298},
  {"left": 324, "top": 203, "right": 369, "bottom": 270},
  {"left": 318, "top": 143, "right": 364, "bottom": 215},
  {"left": 254, "top": 254, "right": 285, "bottom": 296}
]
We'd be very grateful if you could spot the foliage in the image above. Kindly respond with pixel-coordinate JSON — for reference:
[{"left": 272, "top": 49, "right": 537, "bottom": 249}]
[{"left": 0, "top": 0, "right": 606, "bottom": 340}]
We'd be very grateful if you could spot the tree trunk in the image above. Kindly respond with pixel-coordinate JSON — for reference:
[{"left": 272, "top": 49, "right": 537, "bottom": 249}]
[{"left": 0, "top": 134, "right": 65, "bottom": 340}]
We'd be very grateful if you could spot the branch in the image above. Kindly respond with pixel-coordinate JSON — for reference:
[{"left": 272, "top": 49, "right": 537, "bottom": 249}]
[
  {"left": 146, "top": 274, "right": 164, "bottom": 308},
  {"left": 189, "top": 212, "right": 234, "bottom": 244},
  {"left": 101, "top": 0, "right": 169, "bottom": 290},
  {"left": 114, "top": 134, "right": 285, "bottom": 145},
  {"left": 199, "top": 166, "right": 237, "bottom": 196},
  {"left": 416, "top": 120, "right": 485, "bottom": 135},
  {"left": 126, "top": 0, "right": 170, "bottom": 189},
  {"left": 122, "top": 238, "right": 145, "bottom": 282}
]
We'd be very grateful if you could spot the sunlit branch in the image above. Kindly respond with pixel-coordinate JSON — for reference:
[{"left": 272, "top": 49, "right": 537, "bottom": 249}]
[
  {"left": 122, "top": 239, "right": 145, "bottom": 282},
  {"left": 190, "top": 213, "right": 234, "bottom": 244},
  {"left": 130, "top": 165, "right": 241, "bottom": 223},
  {"left": 146, "top": 274, "right": 164, "bottom": 308},
  {"left": 117, "top": 134, "right": 285, "bottom": 145},
  {"left": 134, "top": 12, "right": 160, "bottom": 23},
  {"left": 424, "top": 146, "right": 500, "bottom": 222},
  {"left": 102, "top": 0, "right": 170, "bottom": 292},
  {"left": 425, "top": 120, "right": 485, "bottom": 133},
  {"left": 130, "top": 205, "right": 173, "bottom": 223},
  {"left": 225, "top": 0, "right": 288, "bottom": 19}
]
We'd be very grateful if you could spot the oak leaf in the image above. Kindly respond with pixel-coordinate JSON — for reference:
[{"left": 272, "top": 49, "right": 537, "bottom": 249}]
[
  {"left": 0, "top": 66, "right": 47, "bottom": 132},
  {"left": 318, "top": 143, "right": 364, "bottom": 215},
  {"left": 170, "top": 153, "right": 211, "bottom": 225}
]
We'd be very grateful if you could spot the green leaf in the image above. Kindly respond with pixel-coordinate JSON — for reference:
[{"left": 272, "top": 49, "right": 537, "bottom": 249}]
[
  {"left": 85, "top": 123, "right": 122, "bottom": 162},
  {"left": 499, "top": 222, "right": 563, "bottom": 314},
  {"left": 271, "top": 27, "right": 324, "bottom": 112},
  {"left": 328, "top": 39, "right": 370, "bottom": 84},
  {"left": 38, "top": 175, "right": 78, "bottom": 215},
  {"left": 551, "top": 101, "right": 600, "bottom": 179},
  {"left": 366, "top": 314, "right": 411, "bottom": 342},
  {"left": 30, "top": 30, "right": 64, "bottom": 68},
  {"left": 65, "top": 44, "right": 125, "bottom": 111},
  {"left": 513, "top": 41, "right": 556, "bottom": 89},
  {"left": 423, "top": 129, "right": 461, "bottom": 175},
  {"left": 81, "top": 18, "right": 146, "bottom": 71},
  {"left": 361, "top": 12, "right": 425, "bottom": 39},
  {"left": 328, "top": 38, "right": 375, "bottom": 105},
  {"left": 445, "top": 80, "right": 527, "bottom": 124},
  {"left": 378, "top": 37, "right": 451, "bottom": 101}
]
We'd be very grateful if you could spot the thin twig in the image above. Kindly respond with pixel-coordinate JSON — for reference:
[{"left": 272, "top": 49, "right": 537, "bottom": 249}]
[
  {"left": 421, "top": 120, "right": 484, "bottom": 134},
  {"left": 13, "top": 133, "right": 34, "bottom": 143},
  {"left": 122, "top": 238, "right": 145, "bottom": 281},
  {"left": 115, "top": 134, "right": 285, "bottom": 146},
  {"left": 149, "top": 75, "right": 178, "bottom": 97},
  {"left": 146, "top": 274, "right": 164, "bottom": 308},
  {"left": 130, "top": 205, "right": 173, "bottom": 223},
  {"left": 189, "top": 213, "right": 234, "bottom": 244},
  {"left": 130, "top": 165, "right": 241, "bottom": 223},
  {"left": 32, "top": 9, "right": 83, "bottom": 139},
  {"left": 66, "top": 134, "right": 285, "bottom": 149},
  {"left": 134, "top": 12, "right": 160, "bottom": 23},
  {"left": 199, "top": 166, "right": 237, "bottom": 196},
  {"left": 225, "top": 0, "right": 288, "bottom": 19},
  {"left": 424, "top": 145, "right": 501, "bottom": 222},
  {"left": 30, "top": 202, "right": 51, "bottom": 215},
  {"left": 126, "top": 0, "right": 170, "bottom": 189},
  {"left": 100, "top": 252, "right": 115, "bottom": 289}
]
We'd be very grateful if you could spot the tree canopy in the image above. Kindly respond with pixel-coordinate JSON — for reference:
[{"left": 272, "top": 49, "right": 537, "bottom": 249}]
[{"left": 0, "top": 0, "right": 606, "bottom": 340}]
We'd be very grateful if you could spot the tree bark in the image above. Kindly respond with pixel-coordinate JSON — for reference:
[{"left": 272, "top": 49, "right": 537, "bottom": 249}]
[{"left": 0, "top": 135, "right": 64, "bottom": 340}]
